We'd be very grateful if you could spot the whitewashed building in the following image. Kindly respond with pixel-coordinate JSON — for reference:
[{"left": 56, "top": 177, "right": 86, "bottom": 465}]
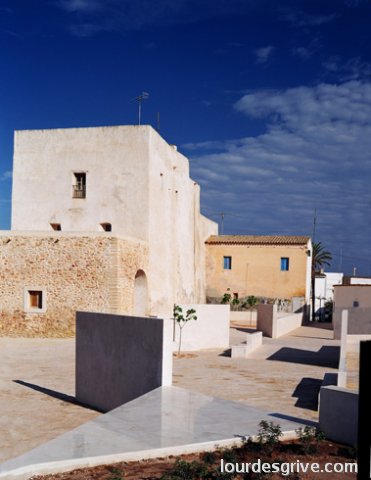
[{"left": 0, "top": 125, "right": 217, "bottom": 335}]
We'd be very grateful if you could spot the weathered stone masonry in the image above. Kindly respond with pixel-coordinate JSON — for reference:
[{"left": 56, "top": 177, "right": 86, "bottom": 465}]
[{"left": 0, "top": 233, "right": 148, "bottom": 336}]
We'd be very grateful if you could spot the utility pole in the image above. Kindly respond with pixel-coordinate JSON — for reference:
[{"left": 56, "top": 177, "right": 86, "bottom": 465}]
[
  {"left": 220, "top": 212, "right": 225, "bottom": 235},
  {"left": 157, "top": 112, "right": 160, "bottom": 132},
  {"left": 312, "top": 208, "right": 317, "bottom": 244}
]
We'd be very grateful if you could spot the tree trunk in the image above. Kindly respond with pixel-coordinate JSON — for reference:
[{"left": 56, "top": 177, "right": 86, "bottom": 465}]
[{"left": 178, "top": 326, "right": 182, "bottom": 355}]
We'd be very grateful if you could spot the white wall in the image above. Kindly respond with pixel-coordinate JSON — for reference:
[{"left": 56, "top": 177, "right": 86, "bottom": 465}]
[
  {"left": 12, "top": 126, "right": 150, "bottom": 240},
  {"left": 350, "top": 277, "right": 371, "bottom": 285},
  {"left": 146, "top": 128, "right": 217, "bottom": 317},
  {"left": 305, "top": 238, "right": 312, "bottom": 303},
  {"left": 314, "top": 272, "right": 343, "bottom": 315},
  {"left": 325, "top": 273, "right": 343, "bottom": 298},
  {"left": 173, "top": 304, "right": 230, "bottom": 352},
  {"left": 257, "top": 304, "right": 302, "bottom": 338}
]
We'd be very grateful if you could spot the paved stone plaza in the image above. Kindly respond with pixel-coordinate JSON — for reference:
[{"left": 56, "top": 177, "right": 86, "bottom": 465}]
[
  {"left": 174, "top": 324, "right": 339, "bottom": 421},
  {"left": 0, "top": 325, "right": 339, "bottom": 465}
]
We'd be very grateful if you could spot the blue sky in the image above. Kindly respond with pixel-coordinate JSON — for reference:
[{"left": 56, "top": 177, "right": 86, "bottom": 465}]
[{"left": 1, "top": 0, "right": 371, "bottom": 275}]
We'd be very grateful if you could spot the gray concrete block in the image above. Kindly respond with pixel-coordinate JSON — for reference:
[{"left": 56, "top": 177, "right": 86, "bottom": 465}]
[
  {"left": 319, "top": 385, "right": 358, "bottom": 446},
  {"left": 76, "top": 312, "right": 166, "bottom": 412}
]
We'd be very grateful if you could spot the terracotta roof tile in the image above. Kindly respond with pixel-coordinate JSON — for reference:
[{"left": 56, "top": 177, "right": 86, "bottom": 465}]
[{"left": 205, "top": 235, "right": 310, "bottom": 246}]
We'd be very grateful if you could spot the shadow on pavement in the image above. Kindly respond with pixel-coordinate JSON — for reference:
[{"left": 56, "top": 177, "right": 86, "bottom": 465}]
[
  {"left": 13, "top": 380, "right": 100, "bottom": 411},
  {"left": 292, "top": 377, "right": 323, "bottom": 411},
  {"left": 269, "top": 412, "right": 317, "bottom": 427},
  {"left": 267, "top": 346, "right": 339, "bottom": 368}
]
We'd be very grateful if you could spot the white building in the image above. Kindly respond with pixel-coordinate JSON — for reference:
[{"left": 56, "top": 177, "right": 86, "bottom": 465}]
[
  {"left": 1, "top": 125, "right": 217, "bottom": 335},
  {"left": 314, "top": 272, "right": 343, "bottom": 319}
]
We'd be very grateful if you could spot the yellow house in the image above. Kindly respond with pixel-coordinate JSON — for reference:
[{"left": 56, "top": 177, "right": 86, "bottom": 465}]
[{"left": 205, "top": 235, "right": 312, "bottom": 303}]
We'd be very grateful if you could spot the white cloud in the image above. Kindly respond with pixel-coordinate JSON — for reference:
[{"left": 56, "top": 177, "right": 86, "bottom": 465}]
[
  {"left": 57, "top": 0, "right": 105, "bottom": 13},
  {"left": 185, "top": 81, "right": 371, "bottom": 273},
  {"left": 235, "top": 82, "right": 371, "bottom": 130},
  {"left": 55, "top": 0, "right": 255, "bottom": 35},
  {"left": 280, "top": 8, "right": 337, "bottom": 27},
  {"left": 323, "top": 56, "right": 371, "bottom": 82},
  {"left": 254, "top": 46, "right": 275, "bottom": 64}
]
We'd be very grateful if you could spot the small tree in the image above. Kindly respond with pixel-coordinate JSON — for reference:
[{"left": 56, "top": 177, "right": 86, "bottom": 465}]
[
  {"left": 242, "top": 295, "right": 258, "bottom": 321},
  {"left": 173, "top": 304, "right": 197, "bottom": 355},
  {"left": 221, "top": 288, "right": 232, "bottom": 305}
]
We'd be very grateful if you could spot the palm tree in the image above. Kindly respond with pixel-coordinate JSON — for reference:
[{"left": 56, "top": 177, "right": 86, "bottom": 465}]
[{"left": 311, "top": 242, "right": 332, "bottom": 322}]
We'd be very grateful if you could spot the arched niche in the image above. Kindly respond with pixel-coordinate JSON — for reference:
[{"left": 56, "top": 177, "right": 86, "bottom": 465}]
[{"left": 134, "top": 269, "right": 148, "bottom": 317}]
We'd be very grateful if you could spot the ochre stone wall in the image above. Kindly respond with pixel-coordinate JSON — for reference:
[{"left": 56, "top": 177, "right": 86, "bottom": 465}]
[
  {"left": 206, "top": 243, "right": 309, "bottom": 301},
  {"left": 0, "top": 234, "right": 148, "bottom": 337}
]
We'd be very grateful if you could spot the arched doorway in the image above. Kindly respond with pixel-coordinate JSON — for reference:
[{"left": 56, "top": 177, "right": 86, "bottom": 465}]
[{"left": 134, "top": 269, "right": 148, "bottom": 316}]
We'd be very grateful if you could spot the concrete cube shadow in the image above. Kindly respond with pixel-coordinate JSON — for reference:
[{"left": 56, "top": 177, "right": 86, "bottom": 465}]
[
  {"left": 13, "top": 380, "right": 101, "bottom": 411},
  {"left": 267, "top": 346, "right": 339, "bottom": 368},
  {"left": 292, "top": 377, "right": 323, "bottom": 411}
]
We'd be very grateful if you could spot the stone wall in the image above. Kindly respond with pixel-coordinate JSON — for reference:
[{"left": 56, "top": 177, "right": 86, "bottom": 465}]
[{"left": 0, "top": 232, "right": 148, "bottom": 336}]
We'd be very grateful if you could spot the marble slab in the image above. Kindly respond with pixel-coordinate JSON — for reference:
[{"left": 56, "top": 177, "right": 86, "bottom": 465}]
[{"left": 0, "top": 386, "right": 306, "bottom": 479}]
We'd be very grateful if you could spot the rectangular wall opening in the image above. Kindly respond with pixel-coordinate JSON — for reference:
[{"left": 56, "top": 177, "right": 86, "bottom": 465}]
[
  {"left": 29, "top": 290, "right": 43, "bottom": 309},
  {"left": 72, "top": 172, "right": 86, "bottom": 198},
  {"left": 100, "top": 222, "right": 112, "bottom": 232}
]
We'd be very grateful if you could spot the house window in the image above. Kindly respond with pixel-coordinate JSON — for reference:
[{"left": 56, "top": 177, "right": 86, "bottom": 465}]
[
  {"left": 353, "top": 301, "right": 359, "bottom": 307},
  {"left": 233, "top": 292, "right": 238, "bottom": 300},
  {"left": 72, "top": 172, "right": 86, "bottom": 198},
  {"left": 281, "top": 257, "right": 289, "bottom": 271},
  {"left": 223, "top": 256, "right": 232, "bottom": 270},
  {"left": 100, "top": 223, "right": 112, "bottom": 232},
  {"left": 50, "top": 223, "right": 61, "bottom": 231},
  {"left": 24, "top": 288, "right": 46, "bottom": 313}
]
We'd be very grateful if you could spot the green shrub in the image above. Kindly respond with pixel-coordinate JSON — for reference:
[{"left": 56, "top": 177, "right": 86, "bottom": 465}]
[
  {"left": 295, "top": 426, "right": 325, "bottom": 454},
  {"left": 257, "top": 420, "right": 282, "bottom": 453}
]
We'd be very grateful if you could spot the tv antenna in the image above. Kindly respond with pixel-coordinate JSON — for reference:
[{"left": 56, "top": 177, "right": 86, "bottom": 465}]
[{"left": 135, "top": 91, "right": 149, "bottom": 125}]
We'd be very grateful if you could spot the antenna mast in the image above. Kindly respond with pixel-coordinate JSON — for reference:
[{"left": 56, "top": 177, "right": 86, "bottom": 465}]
[{"left": 135, "top": 92, "right": 149, "bottom": 125}]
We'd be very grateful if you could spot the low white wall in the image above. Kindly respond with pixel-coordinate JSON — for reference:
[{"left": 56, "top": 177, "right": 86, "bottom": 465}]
[
  {"left": 174, "top": 304, "right": 230, "bottom": 351},
  {"left": 257, "top": 304, "right": 303, "bottom": 338},
  {"left": 319, "top": 385, "right": 358, "bottom": 446},
  {"left": 346, "top": 334, "right": 371, "bottom": 353},
  {"left": 231, "top": 331, "right": 263, "bottom": 358},
  {"left": 275, "top": 313, "right": 303, "bottom": 337}
]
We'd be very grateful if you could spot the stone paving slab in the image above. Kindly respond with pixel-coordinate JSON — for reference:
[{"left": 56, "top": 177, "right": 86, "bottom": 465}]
[
  {"left": 0, "top": 325, "right": 340, "bottom": 470},
  {"left": 0, "top": 386, "right": 306, "bottom": 480},
  {"left": 0, "top": 338, "right": 99, "bottom": 464},
  {"left": 174, "top": 326, "right": 340, "bottom": 421}
]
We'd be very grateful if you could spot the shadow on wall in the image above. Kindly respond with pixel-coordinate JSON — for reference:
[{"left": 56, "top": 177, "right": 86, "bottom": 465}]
[
  {"left": 267, "top": 346, "right": 339, "bottom": 368},
  {"left": 292, "top": 377, "right": 323, "bottom": 411}
]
